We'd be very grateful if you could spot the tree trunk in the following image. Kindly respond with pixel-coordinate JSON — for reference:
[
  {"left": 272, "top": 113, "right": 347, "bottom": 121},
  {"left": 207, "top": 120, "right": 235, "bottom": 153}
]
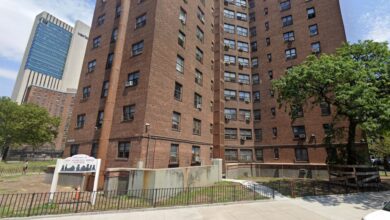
[{"left": 346, "top": 120, "right": 357, "bottom": 164}]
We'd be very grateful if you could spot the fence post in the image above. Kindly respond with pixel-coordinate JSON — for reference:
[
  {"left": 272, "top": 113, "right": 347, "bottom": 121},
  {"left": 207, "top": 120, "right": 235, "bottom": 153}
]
[
  {"left": 153, "top": 189, "right": 157, "bottom": 208},
  {"left": 313, "top": 181, "right": 316, "bottom": 196},
  {"left": 272, "top": 185, "right": 275, "bottom": 199},
  {"left": 75, "top": 192, "right": 80, "bottom": 213},
  {"left": 186, "top": 188, "right": 190, "bottom": 206},
  {"left": 27, "top": 193, "right": 36, "bottom": 217},
  {"left": 233, "top": 186, "right": 236, "bottom": 201},
  {"left": 253, "top": 184, "right": 256, "bottom": 200}
]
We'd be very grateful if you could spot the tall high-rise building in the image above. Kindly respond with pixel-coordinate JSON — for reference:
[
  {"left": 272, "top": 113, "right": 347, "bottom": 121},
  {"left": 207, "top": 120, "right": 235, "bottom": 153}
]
[
  {"left": 12, "top": 11, "right": 90, "bottom": 104},
  {"left": 66, "top": 0, "right": 359, "bottom": 178},
  {"left": 11, "top": 11, "right": 90, "bottom": 150}
]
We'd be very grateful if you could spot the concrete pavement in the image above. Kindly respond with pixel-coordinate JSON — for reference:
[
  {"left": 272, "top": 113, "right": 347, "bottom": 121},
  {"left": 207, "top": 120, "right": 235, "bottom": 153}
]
[{"left": 31, "top": 191, "right": 390, "bottom": 220}]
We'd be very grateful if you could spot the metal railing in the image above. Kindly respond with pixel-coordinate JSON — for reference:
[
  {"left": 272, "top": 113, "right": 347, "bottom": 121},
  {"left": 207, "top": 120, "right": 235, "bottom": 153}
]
[{"left": 0, "top": 184, "right": 272, "bottom": 218}]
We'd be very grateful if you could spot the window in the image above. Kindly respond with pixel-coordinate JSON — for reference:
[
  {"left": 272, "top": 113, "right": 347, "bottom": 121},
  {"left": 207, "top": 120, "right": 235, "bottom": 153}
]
[
  {"left": 251, "top": 41, "right": 257, "bottom": 52},
  {"left": 282, "top": 15, "right": 293, "bottom": 27},
  {"left": 295, "top": 148, "right": 309, "bottom": 162},
  {"left": 193, "top": 119, "right": 201, "bottom": 135},
  {"left": 253, "top": 91, "right": 260, "bottom": 102},
  {"left": 224, "top": 71, "right": 236, "bottom": 82},
  {"left": 82, "top": 86, "right": 90, "bottom": 99},
  {"left": 255, "top": 149, "right": 263, "bottom": 161},
  {"left": 176, "top": 55, "right": 184, "bottom": 73},
  {"left": 264, "top": 7, "right": 268, "bottom": 15},
  {"left": 195, "top": 47, "right": 203, "bottom": 63},
  {"left": 95, "top": 111, "right": 104, "bottom": 129},
  {"left": 101, "top": 81, "right": 109, "bottom": 98},
  {"left": 174, "top": 82, "right": 183, "bottom": 101},
  {"left": 224, "top": 39, "right": 235, "bottom": 49},
  {"left": 271, "top": 107, "right": 276, "bottom": 117},
  {"left": 235, "top": 0, "right": 247, "bottom": 7},
  {"left": 111, "top": 28, "right": 118, "bottom": 43},
  {"left": 267, "top": 53, "right": 272, "bottom": 62},
  {"left": 240, "top": 150, "right": 252, "bottom": 162},
  {"left": 266, "top": 37, "right": 271, "bottom": 46},
  {"left": 224, "top": 55, "right": 236, "bottom": 65},
  {"left": 76, "top": 114, "right": 85, "bottom": 128},
  {"left": 179, "top": 8, "right": 187, "bottom": 25},
  {"left": 123, "top": 105, "right": 135, "bottom": 121},
  {"left": 193, "top": 69, "right": 203, "bottom": 86},
  {"left": 255, "top": 129, "right": 262, "bottom": 141},
  {"left": 272, "top": 127, "right": 278, "bottom": 137},
  {"left": 254, "top": 110, "right": 261, "bottom": 121},
  {"left": 126, "top": 71, "right": 139, "bottom": 87},
  {"left": 224, "top": 9, "right": 235, "bottom": 19},
  {"left": 292, "top": 126, "right": 306, "bottom": 139},
  {"left": 320, "top": 102, "right": 331, "bottom": 116},
  {"left": 224, "top": 23, "right": 235, "bottom": 34},
  {"left": 311, "top": 42, "right": 321, "bottom": 53},
  {"left": 237, "top": 41, "right": 249, "bottom": 52},
  {"left": 307, "top": 7, "right": 316, "bottom": 19},
  {"left": 323, "top": 124, "right": 333, "bottom": 136},
  {"left": 280, "top": 0, "right": 291, "bottom": 11},
  {"left": 91, "top": 143, "right": 98, "bottom": 158},
  {"left": 191, "top": 146, "right": 201, "bottom": 165},
  {"left": 88, "top": 60, "right": 96, "bottom": 73},
  {"left": 252, "top": 74, "right": 259, "bottom": 84},
  {"left": 178, "top": 31, "right": 185, "bottom": 47},
  {"left": 283, "top": 31, "right": 295, "bottom": 42},
  {"left": 269, "top": 89, "right": 275, "bottom": 97},
  {"left": 197, "top": 7, "right": 205, "bottom": 23},
  {"left": 169, "top": 144, "right": 179, "bottom": 164},
  {"left": 172, "top": 112, "right": 181, "bottom": 131},
  {"left": 249, "top": 12, "right": 256, "bottom": 22},
  {"left": 97, "top": 14, "right": 105, "bottom": 26},
  {"left": 93, "top": 36, "right": 101, "bottom": 48},
  {"left": 236, "top": 26, "right": 248, "bottom": 37},
  {"left": 249, "top": 0, "right": 255, "bottom": 8},
  {"left": 239, "top": 91, "right": 251, "bottom": 102},
  {"left": 309, "top": 24, "right": 319, "bottom": 36},
  {"left": 236, "top": 12, "right": 247, "bottom": 21},
  {"left": 224, "top": 108, "right": 237, "bottom": 120},
  {"left": 115, "top": 4, "right": 121, "bottom": 18},
  {"left": 224, "top": 89, "right": 237, "bottom": 100},
  {"left": 268, "top": 70, "right": 273, "bottom": 80},
  {"left": 132, "top": 41, "right": 144, "bottom": 56},
  {"left": 106, "top": 53, "right": 114, "bottom": 69},
  {"left": 285, "top": 48, "right": 297, "bottom": 60},
  {"left": 265, "top": 22, "right": 269, "bottom": 31},
  {"left": 225, "top": 128, "right": 237, "bottom": 139},
  {"left": 194, "top": 93, "right": 202, "bottom": 109},
  {"left": 118, "top": 142, "right": 130, "bottom": 158},
  {"left": 291, "top": 105, "right": 304, "bottom": 118},
  {"left": 274, "top": 148, "right": 279, "bottom": 159},
  {"left": 238, "top": 57, "right": 249, "bottom": 67},
  {"left": 196, "top": 27, "right": 204, "bottom": 42},
  {"left": 237, "top": 73, "right": 250, "bottom": 85},
  {"left": 70, "top": 144, "right": 79, "bottom": 156},
  {"left": 250, "top": 27, "right": 257, "bottom": 37},
  {"left": 225, "top": 149, "right": 238, "bottom": 161},
  {"left": 136, "top": 14, "right": 147, "bottom": 28}
]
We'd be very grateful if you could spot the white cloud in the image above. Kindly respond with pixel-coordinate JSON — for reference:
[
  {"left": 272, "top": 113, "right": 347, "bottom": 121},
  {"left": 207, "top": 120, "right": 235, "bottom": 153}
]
[
  {"left": 360, "top": 10, "right": 390, "bottom": 43},
  {"left": 0, "top": 68, "right": 17, "bottom": 80},
  {"left": 0, "top": 0, "right": 94, "bottom": 62}
]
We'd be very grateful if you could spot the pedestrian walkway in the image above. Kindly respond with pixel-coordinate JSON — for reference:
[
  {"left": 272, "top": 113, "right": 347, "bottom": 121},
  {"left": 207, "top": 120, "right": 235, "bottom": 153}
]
[{"left": 224, "top": 179, "right": 288, "bottom": 200}]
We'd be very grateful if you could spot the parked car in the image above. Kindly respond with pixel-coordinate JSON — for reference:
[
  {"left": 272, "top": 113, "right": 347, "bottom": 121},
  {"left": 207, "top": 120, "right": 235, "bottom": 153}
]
[
  {"left": 370, "top": 155, "right": 383, "bottom": 165},
  {"left": 363, "top": 201, "right": 390, "bottom": 220}
]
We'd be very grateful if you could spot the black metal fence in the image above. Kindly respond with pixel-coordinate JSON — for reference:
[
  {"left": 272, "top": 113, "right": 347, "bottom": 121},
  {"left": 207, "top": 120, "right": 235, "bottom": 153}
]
[
  {"left": 0, "top": 184, "right": 272, "bottom": 218},
  {"left": 5, "top": 149, "right": 63, "bottom": 161}
]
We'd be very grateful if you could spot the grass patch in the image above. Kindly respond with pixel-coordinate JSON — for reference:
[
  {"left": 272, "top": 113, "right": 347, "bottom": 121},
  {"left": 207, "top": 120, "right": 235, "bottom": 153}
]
[{"left": 0, "top": 160, "right": 56, "bottom": 169}]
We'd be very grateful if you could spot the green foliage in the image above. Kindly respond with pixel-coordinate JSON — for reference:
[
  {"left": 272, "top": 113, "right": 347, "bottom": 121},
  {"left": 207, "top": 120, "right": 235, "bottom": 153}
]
[
  {"left": 273, "top": 41, "right": 390, "bottom": 164},
  {"left": 0, "top": 97, "right": 60, "bottom": 158}
]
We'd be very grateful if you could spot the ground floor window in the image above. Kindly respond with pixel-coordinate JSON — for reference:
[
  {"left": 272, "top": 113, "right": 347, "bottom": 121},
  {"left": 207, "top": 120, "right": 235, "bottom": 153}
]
[
  {"left": 295, "top": 148, "right": 309, "bottom": 162},
  {"left": 240, "top": 149, "right": 253, "bottom": 162},
  {"left": 225, "top": 149, "right": 238, "bottom": 161},
  {"left": 70, "top": 144, "right": 79, "bottom": 156},
  {"left": 255, "top": 149, "right": 263, "bottom": 161},
  {"left": 192, "top": 146, "right": 201, "bottom": 165},
  {"left": 118, "top": 142, "right": 130, "bottom": 159}
]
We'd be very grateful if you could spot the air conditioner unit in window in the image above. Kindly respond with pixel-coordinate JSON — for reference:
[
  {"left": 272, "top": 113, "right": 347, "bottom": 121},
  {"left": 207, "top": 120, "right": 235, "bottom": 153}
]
[
  {"left": 241, "top": 136, "right": 247, "bottom": 141},
  {"left": 245, "top": 115, "right": 250, "bottom": 121},
  {"left": 194, "top": 156, "right": 201, "bottom": 162},
  {"left": 224, "top": 44, "right": 230, "bottom": 51},
  {"left": 172, "top": 123, "right": 179, "bottom": 130},
  {"left": 238, "top": 63, "right": 244, "bottom": 69},
  {"left": 244, "top": 98, "right": 250, "bottom": 103},
  {"left": 196, "top": 104, "right": 202, "bottom": 110},
  {"left": 299, "top": 134, "right": 306, "bottom": 139},
  {"left": 224, "top": 61, "right": 230, "bottom": 66},
  {"left": 125, "top": 81, "right": 134, "bottom": 87},
  {"left": 238, "top": 48, "right": 244, "bottom": 52},
  {"left": 180, "top": 19, "right": 186, "bottom": 25},
  {"left": 225, "top": 96, "right": 231, "bottom": 101},
  {"left": 224, "top": 0, "right": 229, "bottom": 5},
  {"left": 225, "top": 115, "right": 232, "bottom": 120}
]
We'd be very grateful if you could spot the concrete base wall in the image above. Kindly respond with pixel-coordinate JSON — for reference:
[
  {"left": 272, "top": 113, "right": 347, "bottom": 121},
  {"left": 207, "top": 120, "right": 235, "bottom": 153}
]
[
  {"left": 226, "top": 163, "right": 329, "bottom": 179},
  {"left": 44, "top": 173, "right": 85, "bottom": 188}
]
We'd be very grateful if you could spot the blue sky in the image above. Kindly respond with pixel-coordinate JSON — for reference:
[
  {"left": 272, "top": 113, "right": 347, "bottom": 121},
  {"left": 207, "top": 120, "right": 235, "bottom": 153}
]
[{"left": 0, "top": 0, "right": 389, "bottom": 97}]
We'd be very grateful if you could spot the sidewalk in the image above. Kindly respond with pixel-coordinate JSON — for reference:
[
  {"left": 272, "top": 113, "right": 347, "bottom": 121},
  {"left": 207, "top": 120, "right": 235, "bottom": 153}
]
[{"left": 33, "top": 191, "right": 390, "bottom": 220}]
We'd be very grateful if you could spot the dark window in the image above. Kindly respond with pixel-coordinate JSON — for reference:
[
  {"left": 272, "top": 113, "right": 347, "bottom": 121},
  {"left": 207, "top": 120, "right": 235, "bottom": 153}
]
[
  {"left": 70, "top": 144, "right": 79, "bottom": 156},
  {"left": 76, "top": 114, "right": 85, "bottom": 128},
  {"left": 193, "top": 119, "right": 201, "bottom": 135},
  {"left": 96, "top": 111, "right": 104, "bottom": 128},
  {"left": 197, "top": 7, "right": 205, "bottom": 23},
  {"left": 264, "top": 7, "right": 268, "bottom": 15},
  {"left": 179, "top": 8, "right": 187, "bottom": 25},
  {"left": 194, "top": 93, "right": 202, "bottom": 109},
  {"left": 252, "top": 74, "right": 260, "bottom": 84},
  {"left": 265, "top": 21, "right": 269, "bottom": 31},
  {"left": 178, "top": 31, "right": 185, "bottom": 47},
  {"left": 255, "top": 149, "right": 263, "bottom": 161},
  {"left": 82, "top": 86, "right": 90, "bottom": 99},
  {"left": 320, "top": 102, "right": 331, "bottom": 116},
  {"left": 323, "top": 124, "right": 333, "bottom": 136},
  {"left": 280, "top": 0, "right": 291, "bottom": 11},
  {"left": 106, "top": 53, "right": 114, "bottom": 69},
  {"left": 255, "top": 129, "right": 262, "bottom": 141},
  {"left": 195, "top": 47, "right": 203, "bottom": 63},
  {"left": 91, "top": 143, "right": 98, "bottom": 158},
  {"left": 291, "top": 105, "right": 304, "bottom": 118},
  {"left": 111, "top": 28, "right": 118, "bottom": 43},
  {"left": 250, "top": 27, "right": 257, "bottom": 37},
  {"left": 123, "top": 105, "right": 135, "bottom": 121},
  {"left": 176, "top": 55, "right": 184, "bottom": 73},
  {"left": 254, "top": 110, "right": 261, "bottom": 121},
  {"left": 292, "top": 126, "right": 306, "bottom": 139},
  {"left": 249, "top": 0, "right": 255, "bottom": 8},
  {"left": 307, "top": 7, "right": 316, "bottom": 19},
  {"left": 196, "top": 26, "right": 204, "bottom": 42},
  {"left": 285, "top": 48, "right": 297, "bottom": 60},
  {"left": 93, "top": 36, "right": 101, "bottom": 48},
  {"left": 97, "top": 14, "right": 105, "bottom": 26},
  {"left": 195, "top": 69, "right": 203, "bottom": 85},
  {"left": 192, "top": 146, "right": 201, "bottom": 165},
  {"left": 253, "top": 91, "right": 261, "bottom": 102},
  {"left": 240, "top": 150, "right": 252, "bottom": 162},
  {"left": 136, "top": 14, "right": 147, "bottom": 28},
  {"left": 271, "top": 107, "right": 276, "bottom": 117},
  {"left": 132, "top": 41, "right": 144, "bottom": 56},
  {"left": 283, "top": 31, "right": 295, "bottom": 42},
  {"left": 225, "top": 128, "right": 237, "bottom": 139},
  {"left": 268, "top": 70, "right": 273, "bottom": 80},
  {"left": 249, "top": 12, "right": 256, "bottom": 22},
  {"left": 282, "top": 15, "right": 293, "bottom": 27},
  {"left": 118, "top": 142, "right": 130, "bottom": 158},
  {"left": 172, "top": 112, "right": 181, "bottom": 131},
  {"left": 225, "top": 149, "right": 238, "bottom": 161},
  {"left": 272, "top": 127, "right": 278, "bottom": 137},
  {"left": 311, "top": 42, "right": 321, "bottom": 53},
  {"left": 309, "top": 24, "right": 319, "bottom": 36},
  {"left": 115, "top": 4, "right": 121, "bottom": 18},
  {"left": 88, "top": 60, "right": 96, "bottom": 73},
  {"left": 266, "top": 37, "right": 271, "bottom": 46},
  {"left": 169, "top": 144, "right": 179, "bottom": 164},
  {"left": 126, "top": 71, "right": 139, "bottom": 87},
  {"left": 295, "top": 148, "right": 309, "bottom": 161},
  {"left": 174, "top": 82, "right": 183, "bottom": 101},
  {"left": 251, "top": 41, "right": 257, "bottom": 52},
  {"left": 101, "top": 81, "right": 109, "bottom": 98},
  {"left": 267, "top": 53, "right": 272, "bottom": 62},
  {"left": 274, "top": 148, "right": 279, "bottom": 159}
]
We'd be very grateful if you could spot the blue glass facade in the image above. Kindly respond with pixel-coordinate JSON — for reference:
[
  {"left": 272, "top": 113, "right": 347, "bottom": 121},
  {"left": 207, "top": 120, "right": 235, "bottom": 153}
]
[{"left": 25, "top": 19, "right": 72, "bottom": 79}]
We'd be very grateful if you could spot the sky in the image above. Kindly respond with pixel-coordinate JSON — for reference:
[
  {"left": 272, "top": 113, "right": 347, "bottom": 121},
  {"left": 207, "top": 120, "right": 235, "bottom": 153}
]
[{"left": 0, "top": 0, "right": 390, "bottom": 97}]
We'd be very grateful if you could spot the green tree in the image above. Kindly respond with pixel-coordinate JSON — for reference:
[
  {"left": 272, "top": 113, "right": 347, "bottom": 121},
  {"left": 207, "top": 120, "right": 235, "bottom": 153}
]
[
  {"left": 0, "top": 97, "right": 60, "bottom": 160},
  {"left": 273, "top": 41, "right": 390, "bottom": 164}
]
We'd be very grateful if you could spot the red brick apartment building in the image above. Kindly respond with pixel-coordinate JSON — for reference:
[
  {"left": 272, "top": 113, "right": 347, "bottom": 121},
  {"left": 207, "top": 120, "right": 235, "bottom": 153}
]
[{"left": 66, "top": 0, "right": 358, "bottom": 177}]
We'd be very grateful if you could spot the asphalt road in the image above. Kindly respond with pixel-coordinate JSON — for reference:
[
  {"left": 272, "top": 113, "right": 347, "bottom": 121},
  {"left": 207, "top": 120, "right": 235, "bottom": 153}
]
[{"left": 30, "top": 191, "right": 390, "bottom": 220}]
